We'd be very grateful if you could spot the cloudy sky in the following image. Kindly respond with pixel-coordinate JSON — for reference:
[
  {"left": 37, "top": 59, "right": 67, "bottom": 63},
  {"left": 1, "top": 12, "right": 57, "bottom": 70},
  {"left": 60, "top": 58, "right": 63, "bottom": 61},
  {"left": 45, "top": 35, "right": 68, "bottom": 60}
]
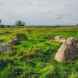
[{"left": 0, "top": 0, "right": 78, "bottom": 25}]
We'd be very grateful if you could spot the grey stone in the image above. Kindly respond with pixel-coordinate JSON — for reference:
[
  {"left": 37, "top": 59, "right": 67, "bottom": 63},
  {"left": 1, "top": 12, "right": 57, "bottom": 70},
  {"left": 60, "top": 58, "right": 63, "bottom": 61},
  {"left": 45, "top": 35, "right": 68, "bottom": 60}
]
[
  {"left": 0, "top": 43, "right": 12, "bottom": 52},
  {"left": 10, "top": 38, "right": 19, "bottom": 45},
  {"left": 10, "top": 33, "right": 27, "bottom": 45}
]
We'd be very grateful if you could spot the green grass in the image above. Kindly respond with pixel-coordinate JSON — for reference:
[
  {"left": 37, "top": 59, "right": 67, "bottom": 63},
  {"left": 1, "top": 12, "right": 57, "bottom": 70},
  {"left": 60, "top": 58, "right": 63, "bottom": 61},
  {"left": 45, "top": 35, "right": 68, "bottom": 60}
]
[{"left": 0, "top": 27, "right": 78, "bottom": 78}]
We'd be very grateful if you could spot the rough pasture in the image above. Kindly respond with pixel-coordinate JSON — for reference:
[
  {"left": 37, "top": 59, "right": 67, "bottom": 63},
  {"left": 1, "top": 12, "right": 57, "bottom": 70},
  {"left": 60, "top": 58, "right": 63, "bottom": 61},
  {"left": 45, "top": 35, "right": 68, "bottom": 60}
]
[{"left": 0, "top": 27, "right": 78, "bottom": 78}]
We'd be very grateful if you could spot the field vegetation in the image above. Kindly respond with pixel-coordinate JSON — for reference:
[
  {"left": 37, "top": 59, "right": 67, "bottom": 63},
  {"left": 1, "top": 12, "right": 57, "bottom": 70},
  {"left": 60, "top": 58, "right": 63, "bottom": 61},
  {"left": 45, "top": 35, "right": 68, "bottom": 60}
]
[{"left": 0, "top": 26, "right": 78, "bottom": 78}]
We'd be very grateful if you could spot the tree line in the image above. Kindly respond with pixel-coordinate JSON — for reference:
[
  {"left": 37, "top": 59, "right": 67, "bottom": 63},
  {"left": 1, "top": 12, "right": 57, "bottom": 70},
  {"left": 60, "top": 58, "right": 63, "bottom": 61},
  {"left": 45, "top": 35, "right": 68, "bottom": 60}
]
[{"left": 0, "top": 19, "right": 26, "bottom": 27}]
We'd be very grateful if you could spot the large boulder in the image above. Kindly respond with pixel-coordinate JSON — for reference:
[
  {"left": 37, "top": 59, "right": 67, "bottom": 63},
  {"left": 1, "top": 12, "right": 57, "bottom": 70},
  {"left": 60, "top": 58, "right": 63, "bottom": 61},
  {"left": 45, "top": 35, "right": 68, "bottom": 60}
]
[{"left": 54, "top": 37, "right": 78, "bottom": 62}]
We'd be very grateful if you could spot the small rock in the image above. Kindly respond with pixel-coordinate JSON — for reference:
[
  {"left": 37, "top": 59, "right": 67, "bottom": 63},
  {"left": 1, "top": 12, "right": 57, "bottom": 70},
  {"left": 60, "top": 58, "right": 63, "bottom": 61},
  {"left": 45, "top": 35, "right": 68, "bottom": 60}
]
[
  {"left": 0, "top": 42, "right": 12, "bottom": 52},
  {"left": 10, "top": 38, "right": 19, "bottom": 45},
  {"left": 10, "top": 33, "right": 28, "bottom": 45}
]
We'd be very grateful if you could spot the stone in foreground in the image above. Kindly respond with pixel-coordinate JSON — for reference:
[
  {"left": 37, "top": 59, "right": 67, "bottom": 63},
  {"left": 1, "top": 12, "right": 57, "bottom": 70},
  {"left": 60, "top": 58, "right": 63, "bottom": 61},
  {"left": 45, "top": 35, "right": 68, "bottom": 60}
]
[{"left": 54, "top": 37, "right": 78, "bottom": 62}]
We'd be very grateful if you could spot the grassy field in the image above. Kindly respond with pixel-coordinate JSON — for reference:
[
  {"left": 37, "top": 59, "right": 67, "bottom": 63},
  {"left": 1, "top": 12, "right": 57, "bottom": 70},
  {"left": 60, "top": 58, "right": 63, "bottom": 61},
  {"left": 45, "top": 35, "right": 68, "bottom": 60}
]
[{"left": 0, "top": 26, "right": 78, "bottom": 78}]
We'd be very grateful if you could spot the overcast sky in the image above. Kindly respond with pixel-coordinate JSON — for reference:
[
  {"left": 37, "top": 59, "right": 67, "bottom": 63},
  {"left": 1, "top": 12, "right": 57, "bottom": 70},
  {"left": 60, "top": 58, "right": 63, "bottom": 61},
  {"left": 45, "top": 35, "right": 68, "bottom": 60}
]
[{"left": 0, "top": 0, "right": 78, "bottom": 25}]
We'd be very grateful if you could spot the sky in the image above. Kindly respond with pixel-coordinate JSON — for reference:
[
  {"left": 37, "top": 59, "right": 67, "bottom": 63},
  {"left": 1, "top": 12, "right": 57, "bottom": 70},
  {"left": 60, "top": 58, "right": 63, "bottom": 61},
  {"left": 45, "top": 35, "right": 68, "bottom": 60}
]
[{"left": 0, "top": 0, "right": 78, "bottom": 25}]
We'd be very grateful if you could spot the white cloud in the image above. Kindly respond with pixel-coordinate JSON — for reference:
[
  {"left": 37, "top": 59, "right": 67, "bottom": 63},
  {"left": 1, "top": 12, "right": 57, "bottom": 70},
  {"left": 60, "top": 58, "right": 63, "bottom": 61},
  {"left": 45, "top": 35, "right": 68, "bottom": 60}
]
[{"left": 0, "top": 0, "right": 78, "bottom": 25}]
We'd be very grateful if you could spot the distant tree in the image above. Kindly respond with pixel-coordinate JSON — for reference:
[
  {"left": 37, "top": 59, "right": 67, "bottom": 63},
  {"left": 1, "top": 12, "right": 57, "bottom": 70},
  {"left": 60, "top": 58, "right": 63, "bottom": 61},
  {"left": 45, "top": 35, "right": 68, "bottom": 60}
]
[
  {"left": 0, "top": 19, "right": 5, "bottom": 28},
  {"left": 15, "top": 20, "right": 26, "bottom": 26},
  {"left": 0, "top": 19, "right": 2, "bottom": 25}
]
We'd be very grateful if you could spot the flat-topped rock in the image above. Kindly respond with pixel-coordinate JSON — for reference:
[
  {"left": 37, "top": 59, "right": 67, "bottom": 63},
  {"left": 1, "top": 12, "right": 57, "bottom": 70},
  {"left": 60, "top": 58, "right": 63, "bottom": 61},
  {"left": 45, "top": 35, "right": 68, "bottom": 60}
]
[{"left": 54, "top": 37, "right": 78, "bottom": 62}]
